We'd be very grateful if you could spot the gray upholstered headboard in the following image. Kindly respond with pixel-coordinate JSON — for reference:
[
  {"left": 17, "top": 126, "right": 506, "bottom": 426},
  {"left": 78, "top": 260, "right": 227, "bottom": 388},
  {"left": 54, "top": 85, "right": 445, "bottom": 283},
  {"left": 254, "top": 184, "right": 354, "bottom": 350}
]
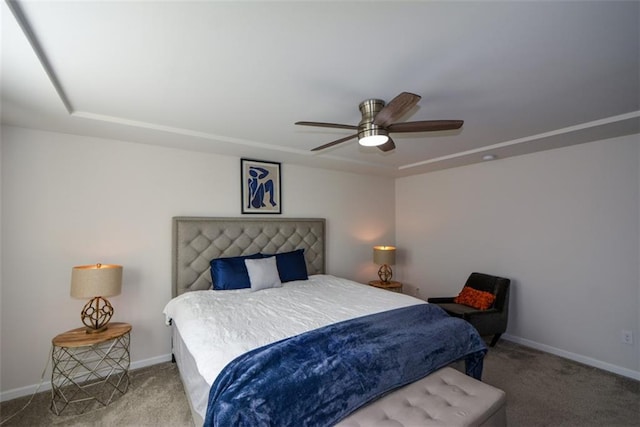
[{"left": 172, "top": 217, "right": 326, "bottom": 297}]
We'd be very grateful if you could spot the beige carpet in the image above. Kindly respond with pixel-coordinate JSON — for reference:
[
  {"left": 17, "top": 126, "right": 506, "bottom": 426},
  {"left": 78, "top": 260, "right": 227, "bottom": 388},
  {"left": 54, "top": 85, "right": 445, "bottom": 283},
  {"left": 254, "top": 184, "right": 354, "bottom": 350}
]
[{"left": 1, "top": 340, "right": 638, "bottom": 426}]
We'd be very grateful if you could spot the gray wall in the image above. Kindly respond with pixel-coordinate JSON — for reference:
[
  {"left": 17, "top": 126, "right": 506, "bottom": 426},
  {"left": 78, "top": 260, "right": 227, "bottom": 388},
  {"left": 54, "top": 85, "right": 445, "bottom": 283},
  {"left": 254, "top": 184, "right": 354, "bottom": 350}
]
[
  {"left": 0, "top": 126, "right": 395, "bottom": 398},
  {"left": 2, "top": 125, "right": 638, "bottom": 399},
  {"left": 396, "top": 135, "right": 639, "bottom": 378}
]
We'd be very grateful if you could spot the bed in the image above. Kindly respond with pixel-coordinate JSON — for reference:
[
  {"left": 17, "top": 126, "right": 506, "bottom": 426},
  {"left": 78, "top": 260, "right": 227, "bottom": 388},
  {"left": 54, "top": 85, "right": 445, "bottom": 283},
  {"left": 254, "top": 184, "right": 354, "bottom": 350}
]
[{"left": 164, "top": 217, "right": 492, "bottom": 426}]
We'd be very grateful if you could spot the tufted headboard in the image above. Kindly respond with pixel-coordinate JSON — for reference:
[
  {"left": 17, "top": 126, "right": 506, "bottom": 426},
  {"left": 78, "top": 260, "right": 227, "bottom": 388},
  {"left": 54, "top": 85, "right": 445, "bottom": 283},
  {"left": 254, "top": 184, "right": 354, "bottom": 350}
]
[{"left": 172, "top": 217, "right": 326, "bottom": 297}]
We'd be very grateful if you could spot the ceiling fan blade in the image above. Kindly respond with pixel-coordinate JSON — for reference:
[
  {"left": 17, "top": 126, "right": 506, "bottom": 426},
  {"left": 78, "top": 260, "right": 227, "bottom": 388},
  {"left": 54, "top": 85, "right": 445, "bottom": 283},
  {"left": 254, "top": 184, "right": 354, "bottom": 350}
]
[
  {"left": 387, "top": 120, "right": 464, "bottom": 133},
  {"left": 311, "top": 134, "right": 358, "bottom": 151},
  {"left": 295, "top": 121, "right": 358, "bottom": 130},
  {"left": 377, "top": 138, "right": 396, "bottom": 152},
  {"left": 373, "top": 92, "right": 421, "bottom": 127}
]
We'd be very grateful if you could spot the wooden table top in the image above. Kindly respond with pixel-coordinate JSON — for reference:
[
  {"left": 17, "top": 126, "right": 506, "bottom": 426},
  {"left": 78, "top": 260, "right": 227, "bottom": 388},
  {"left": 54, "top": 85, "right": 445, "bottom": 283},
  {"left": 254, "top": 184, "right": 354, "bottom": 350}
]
[
  {"left": 368, "top": 280, "right": 402, "bottom": 289},
  {"left": 52, "top": 322, "right": 131, "bottom": 348}
]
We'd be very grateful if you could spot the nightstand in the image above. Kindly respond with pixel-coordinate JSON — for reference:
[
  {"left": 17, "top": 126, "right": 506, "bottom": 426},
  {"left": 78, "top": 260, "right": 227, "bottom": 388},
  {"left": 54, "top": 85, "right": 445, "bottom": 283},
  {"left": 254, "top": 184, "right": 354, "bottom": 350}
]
[
  {"left": 50, "top": 322, "right": 131, "bottom": 415},
  {"left": 368, "top": 280, "right": 403, "bottom": 293}
]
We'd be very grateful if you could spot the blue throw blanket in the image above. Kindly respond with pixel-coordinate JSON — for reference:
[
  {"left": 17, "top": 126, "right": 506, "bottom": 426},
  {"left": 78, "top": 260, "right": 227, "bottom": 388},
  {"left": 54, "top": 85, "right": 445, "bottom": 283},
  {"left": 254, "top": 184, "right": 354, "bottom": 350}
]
[{"left": 204, "top": 304, "right": 486, "bottom": 427}]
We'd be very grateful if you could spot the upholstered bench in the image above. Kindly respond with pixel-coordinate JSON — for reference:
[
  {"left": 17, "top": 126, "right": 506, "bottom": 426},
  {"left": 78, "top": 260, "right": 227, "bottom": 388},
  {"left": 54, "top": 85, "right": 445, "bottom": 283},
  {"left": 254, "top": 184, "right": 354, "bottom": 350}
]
[{"left": 336, "top": 367, "right": 506, "bottom": 427}]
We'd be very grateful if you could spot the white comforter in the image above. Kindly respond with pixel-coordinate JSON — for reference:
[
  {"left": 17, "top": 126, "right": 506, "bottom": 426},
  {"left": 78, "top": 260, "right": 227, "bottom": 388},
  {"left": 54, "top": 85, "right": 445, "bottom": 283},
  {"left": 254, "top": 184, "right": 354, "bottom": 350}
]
[{"left": 163, "top": 274, "right": 423, "bottom": 385}]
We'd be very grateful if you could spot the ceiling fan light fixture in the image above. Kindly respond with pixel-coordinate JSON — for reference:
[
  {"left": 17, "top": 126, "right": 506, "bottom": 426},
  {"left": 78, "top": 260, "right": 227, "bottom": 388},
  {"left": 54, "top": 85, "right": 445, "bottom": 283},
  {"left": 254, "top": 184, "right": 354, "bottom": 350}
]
[
  {"left": 359, "top": 134, "right": 389, "bottom": 147},
  {"left": 358, "top": 99, "right": 389, "bottom": 146},
  {"left": 358, "top": 125, "right": 389, "bottom": 147}
]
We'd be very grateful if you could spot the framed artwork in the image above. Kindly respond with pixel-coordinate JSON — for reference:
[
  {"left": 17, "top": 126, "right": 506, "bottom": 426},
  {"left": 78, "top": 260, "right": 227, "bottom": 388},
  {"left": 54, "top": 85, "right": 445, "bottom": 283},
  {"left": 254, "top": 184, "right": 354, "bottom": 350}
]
[{"left": 241, "top": 159, "right": 281, "bottom": 214}]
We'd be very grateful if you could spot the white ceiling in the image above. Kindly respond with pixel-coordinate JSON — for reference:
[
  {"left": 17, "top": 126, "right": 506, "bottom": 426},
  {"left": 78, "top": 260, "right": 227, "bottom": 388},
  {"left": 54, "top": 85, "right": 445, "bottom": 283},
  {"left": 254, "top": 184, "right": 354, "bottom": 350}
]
[{"left": 2, "top": 1, "right": 639, "bottom": 177}]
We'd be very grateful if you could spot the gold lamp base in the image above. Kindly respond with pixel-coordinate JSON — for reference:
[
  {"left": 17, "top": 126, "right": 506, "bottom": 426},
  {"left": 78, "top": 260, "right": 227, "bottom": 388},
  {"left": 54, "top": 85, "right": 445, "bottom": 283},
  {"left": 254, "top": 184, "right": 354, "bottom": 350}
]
[
  {"left": 81, "top": 296, "right": 114, "bottom": 334},
  {"left": 377, "top": 264, "right": 393, "bottom": 284}
]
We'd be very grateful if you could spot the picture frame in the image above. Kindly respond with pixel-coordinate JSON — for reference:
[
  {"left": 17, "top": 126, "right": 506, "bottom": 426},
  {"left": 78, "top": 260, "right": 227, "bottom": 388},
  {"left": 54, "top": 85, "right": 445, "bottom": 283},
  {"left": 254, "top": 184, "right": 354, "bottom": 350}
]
[{"left": 241, "top": 159, "right": 281, "bottom": 214}]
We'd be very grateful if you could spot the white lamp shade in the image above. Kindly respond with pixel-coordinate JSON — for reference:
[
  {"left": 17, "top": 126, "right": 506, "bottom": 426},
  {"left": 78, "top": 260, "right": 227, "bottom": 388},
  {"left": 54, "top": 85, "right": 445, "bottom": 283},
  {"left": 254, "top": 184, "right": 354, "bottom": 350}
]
[
  {"left": 373, "top": 246, "right": 396, "bottom": 265},
  {"left": 70, "top": 264, "right": 122, "bottom": 298}
]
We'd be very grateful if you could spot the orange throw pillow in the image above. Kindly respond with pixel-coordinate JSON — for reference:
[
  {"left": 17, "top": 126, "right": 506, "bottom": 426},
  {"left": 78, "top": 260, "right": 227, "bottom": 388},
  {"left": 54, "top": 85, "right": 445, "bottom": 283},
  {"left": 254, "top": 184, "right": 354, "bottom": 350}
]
[{"left": 454, "top": 287, "right": 496, "bottom": 310}]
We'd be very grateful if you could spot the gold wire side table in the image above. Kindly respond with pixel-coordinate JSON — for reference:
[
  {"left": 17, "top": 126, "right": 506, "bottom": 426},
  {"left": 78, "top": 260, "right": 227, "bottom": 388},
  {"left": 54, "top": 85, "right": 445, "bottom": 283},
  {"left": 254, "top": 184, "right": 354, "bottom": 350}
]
[{"left": 50, "top": 322, "right": 131, "bottom": 415}]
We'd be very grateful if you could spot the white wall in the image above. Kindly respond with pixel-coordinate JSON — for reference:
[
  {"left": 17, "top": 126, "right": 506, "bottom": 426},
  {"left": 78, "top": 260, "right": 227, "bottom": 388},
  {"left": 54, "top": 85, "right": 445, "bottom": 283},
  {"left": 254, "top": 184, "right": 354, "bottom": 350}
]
[
  {"left": 396, "top": 135, "right": 640, "bottom": 378},
  {"left": 2, "top": 125, "right": 637, "bottom": 398},
  {"left": 0, "top": 126, "right": 395, "bottom": 397}
]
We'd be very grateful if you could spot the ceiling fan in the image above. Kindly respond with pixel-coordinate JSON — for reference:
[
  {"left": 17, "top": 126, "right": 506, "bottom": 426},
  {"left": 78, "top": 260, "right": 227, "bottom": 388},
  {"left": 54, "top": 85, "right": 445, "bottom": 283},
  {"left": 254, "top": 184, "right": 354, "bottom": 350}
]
[{"left": 295, "top": 92, "right": 463, "bottom": 152}]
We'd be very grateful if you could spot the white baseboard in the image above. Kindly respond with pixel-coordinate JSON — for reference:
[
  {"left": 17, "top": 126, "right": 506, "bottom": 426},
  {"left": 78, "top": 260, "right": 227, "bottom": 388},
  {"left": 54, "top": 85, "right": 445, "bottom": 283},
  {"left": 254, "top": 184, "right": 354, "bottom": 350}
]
[
  {"left": 502, "top": 334, "right": 640, "bottom": 381},
  {"left": 130, "top": 353, "right": 173, "bottom": 371},
  {"left": 0, "top": 353, "right": 173, "bottom": 403}
]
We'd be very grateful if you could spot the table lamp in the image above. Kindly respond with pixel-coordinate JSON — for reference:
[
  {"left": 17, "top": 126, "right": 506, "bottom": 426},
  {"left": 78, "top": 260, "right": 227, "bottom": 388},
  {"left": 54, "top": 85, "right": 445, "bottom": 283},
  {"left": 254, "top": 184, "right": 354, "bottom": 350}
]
[
  {"left": 373, "top": 246, "right": 396, "bottom": 284},
  {"left": 70, "top": 263, "right": 122, "bottom": 333}
]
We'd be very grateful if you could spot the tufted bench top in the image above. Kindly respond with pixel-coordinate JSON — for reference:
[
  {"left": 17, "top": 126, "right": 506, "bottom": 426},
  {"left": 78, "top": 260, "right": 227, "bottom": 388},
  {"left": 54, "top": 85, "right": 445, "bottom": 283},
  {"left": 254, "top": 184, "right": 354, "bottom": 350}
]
[{"left": 336, "top": 367, "right": 506, "bottom": 427}]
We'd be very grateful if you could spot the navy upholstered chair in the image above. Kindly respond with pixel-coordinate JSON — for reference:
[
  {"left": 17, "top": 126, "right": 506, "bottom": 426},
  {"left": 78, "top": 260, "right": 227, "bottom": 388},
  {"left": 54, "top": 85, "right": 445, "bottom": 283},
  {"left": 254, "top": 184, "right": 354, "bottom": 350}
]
[{"left": 427, "top": 273, "right": 511, "bottom": 347}]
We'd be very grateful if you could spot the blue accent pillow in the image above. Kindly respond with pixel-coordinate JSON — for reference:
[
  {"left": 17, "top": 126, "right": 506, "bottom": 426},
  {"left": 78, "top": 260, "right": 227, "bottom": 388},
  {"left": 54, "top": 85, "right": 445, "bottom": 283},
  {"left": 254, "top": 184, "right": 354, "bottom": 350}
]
[
  {"left": 263, "top": 249, "right": 308, "bottom": 283},
  {"left": 210, "top": 253, "right": 263, "bottom": 290}
]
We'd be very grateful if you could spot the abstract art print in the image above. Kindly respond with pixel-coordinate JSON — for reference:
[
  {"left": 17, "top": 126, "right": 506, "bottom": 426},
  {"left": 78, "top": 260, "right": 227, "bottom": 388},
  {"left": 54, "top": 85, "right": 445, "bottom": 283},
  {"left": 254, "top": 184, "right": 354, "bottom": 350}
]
[{"left": 241, "top": 159, "right": 281, "bottom": 214}]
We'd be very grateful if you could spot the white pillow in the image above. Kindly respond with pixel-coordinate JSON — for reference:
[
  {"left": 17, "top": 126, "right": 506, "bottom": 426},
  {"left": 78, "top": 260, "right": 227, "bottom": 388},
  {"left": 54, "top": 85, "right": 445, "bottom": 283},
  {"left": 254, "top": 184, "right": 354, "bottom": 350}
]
[{"left": 245, "top": 256, "right": 282, "bottom": 291}]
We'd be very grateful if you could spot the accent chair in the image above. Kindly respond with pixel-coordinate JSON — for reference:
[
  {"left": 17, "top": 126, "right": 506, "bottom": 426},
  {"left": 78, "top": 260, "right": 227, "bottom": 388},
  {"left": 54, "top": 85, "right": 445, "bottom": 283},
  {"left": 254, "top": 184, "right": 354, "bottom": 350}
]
[{"left": 427, "top": 272, "right": 511, "bottom": 347}]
